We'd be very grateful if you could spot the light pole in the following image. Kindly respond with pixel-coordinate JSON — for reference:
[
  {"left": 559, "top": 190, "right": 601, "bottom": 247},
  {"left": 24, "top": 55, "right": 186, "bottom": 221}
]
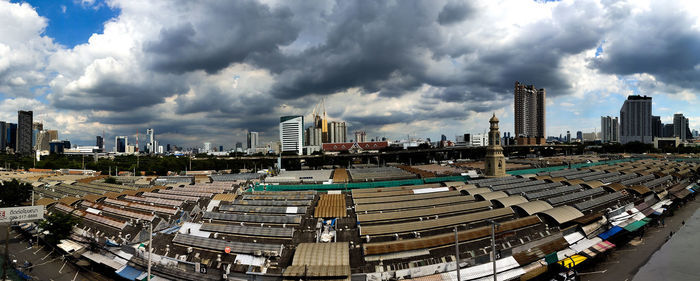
[
  {"left": 454, "top": 226, "right": 461, "bottom": 281},
  {"left": 487, "top": 219, "right": 500, "bottom": 281},
  {"left": 142, "top": 221, "right": 153, "bottom": 281}
]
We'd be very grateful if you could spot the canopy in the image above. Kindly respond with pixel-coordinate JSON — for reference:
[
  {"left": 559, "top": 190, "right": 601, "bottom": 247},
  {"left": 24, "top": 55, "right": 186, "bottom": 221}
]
[
  {"left": 116, "top": 265, "right": 144, "bottom": 280},
  {"left": 557, "top": 254, "right": 587, "bottom": 268},
  {"left": 598, "top": 226, "right": 623, "bottom": 240}
]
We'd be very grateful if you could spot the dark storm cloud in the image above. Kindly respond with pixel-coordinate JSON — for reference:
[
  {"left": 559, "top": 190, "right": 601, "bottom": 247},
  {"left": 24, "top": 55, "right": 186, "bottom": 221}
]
[
  {"left": 144, "top": 0, "right": 299, "bottom": 74},
  {"left": 51, "top": 74, "right": 187, "bottom": 111},
  {"left": 263, "top": 0, "right": 448, "bottom": 99},
  {"left": 437, "top": 1, "right": 472, "bottom": 25},
  {"left": 590, "top": 2, "right": 700, "bottom": 90}
]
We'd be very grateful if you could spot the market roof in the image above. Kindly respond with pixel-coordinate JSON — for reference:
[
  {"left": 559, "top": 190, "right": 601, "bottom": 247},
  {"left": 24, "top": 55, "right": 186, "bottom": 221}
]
[
  {"left": 511, "top": 200, "right": 553, "bottom": 216},
  {"left": 537, "top": 206, "right": 584, "bottom": 225},
  {"left": 491, "top": 195, "right": 528, "bottom": 208},
  {"left": 284, "top": 243, "right": 350, "bottom": 278}
]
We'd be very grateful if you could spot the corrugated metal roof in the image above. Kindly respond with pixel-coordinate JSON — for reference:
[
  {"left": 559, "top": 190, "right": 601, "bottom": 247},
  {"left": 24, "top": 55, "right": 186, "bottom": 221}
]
[
  {"left": 512, "top": 200, "right": 553, "bottom": 215},
  {"left": 291, "top": 242, "right": 349, "bottom": 268},
  {"left": 491, "top": 195, "right": 528, "bottom": 208},
  {"left": 314, "top": 194, "right": 347, "bottom": 218},
  {"left": 537, "top": 206, "right": 584, "bottom": 225},
  {"left": 359, "top": 208, "right": 513, "bottom": 236},
  {"left": 475, "top": 191, "right": 508, "bottom": 201}
]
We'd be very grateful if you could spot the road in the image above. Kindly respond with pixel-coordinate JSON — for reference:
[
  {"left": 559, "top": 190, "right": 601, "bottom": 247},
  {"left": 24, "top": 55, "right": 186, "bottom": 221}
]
[
  {"left": 578, "top": 198, "right": 700, "bottom": 281},
  {"left": 0, "top": 227, "right": 111, "bottom": 281}
]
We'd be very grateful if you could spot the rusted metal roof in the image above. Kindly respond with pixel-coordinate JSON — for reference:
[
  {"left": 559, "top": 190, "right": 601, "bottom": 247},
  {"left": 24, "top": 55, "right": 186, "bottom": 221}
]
[
  {"left": 359, "top": 208, "right": 513, "bottom": 236},
  {"left": 363, "top": 216, "right": 542, "bottom": 255},
  {"left": 314, "top": 194, "right": 347, "bottom": 218},
  {"left": 356, "top": 201, "right": 491, "bottom": 223},
  {"left": 284, "top": 243, "right": 350, "bottom": 277},
  {"left": 212, "top": 193, "right": 238, "bottom": 201}
]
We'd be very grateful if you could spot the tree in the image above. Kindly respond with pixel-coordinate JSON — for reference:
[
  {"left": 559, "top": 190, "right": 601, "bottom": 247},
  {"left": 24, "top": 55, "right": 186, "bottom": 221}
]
[
  {"left": 103, "top": 177, "right": 118, "bottom": 184},
  {"left": 38, "top": 212, "right": 81, "bottom": 245},
  {"left": 0, "top": 179, "right": 32, "bottom": 207}
]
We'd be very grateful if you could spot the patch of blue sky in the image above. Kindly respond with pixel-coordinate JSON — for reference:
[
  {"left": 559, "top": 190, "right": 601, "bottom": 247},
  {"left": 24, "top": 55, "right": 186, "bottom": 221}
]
[{"left": 17, "top": 0, "right": 119, "bottom": 48}]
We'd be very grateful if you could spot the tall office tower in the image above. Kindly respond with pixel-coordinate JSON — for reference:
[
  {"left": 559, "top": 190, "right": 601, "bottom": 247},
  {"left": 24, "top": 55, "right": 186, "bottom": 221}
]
[
  {"left": 247, "top": 131, "right": 259, "bottom": 149},
  {"left": 6, "top": 123, "right": 17, "bottom": 151},
  {"left": 514, "top": 81, "right": 546, "bottom": 145},
  {"left": 47, "top": 130, "right": 58, "bottom": 142},
  {"left": 36, "top": 131, "right": 50, "bottom": 151},
  {"left": 328, "top": 121, "right": 347, "bottom": 143},
  {"left": 485, "top": 114, "right": 506, "bottom": 178},
  {"left": 115, "top": 136, "right": 128, "bottom": 153},
  {"left": 619, "top": 95, "right": 652, "bottom": 144},
  {"left": 203, "top": 142, "right": 211, "bottom": 152},
  {"left": 96, "top": 136, "right": 104, "bottom": 151},
  {"left": 663, "top": 124, "right": 674, "bottom": 137},
  {"left": 354, "top": 131, "right": 367, "bottom": 143},
  {"left": 673, "top": 113, "right": 688, "bottom": 142},
  {"left": 0, "top": 122, "right": 6, "bottom": 151},
  {"left": 305, "top": 126, "right": 322, "bottom": 146},
  {"left": 280, "top": 115, "right": 303, "bottom": 155},
  {"left": 32, "top": 122, "right": 42, "bottom": 148},
  {"left": 17, "top": 110, "right": 33, "bottom": 155},
  {"left": 601, "top": 116, "right": 619, "bottom": 143},
  {"left": 612, "top": 117, "right": 619, "bottom": 142},
  {"left": 651, "top": 116, "right": 662, "bottom": 138},
  {"left": 145, "top": 128, "right": 155, "bottom": 153}
]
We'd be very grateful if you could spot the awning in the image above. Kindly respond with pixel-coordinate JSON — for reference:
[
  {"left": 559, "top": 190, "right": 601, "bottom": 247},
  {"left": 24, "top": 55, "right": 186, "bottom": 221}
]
[
  {"left": 557, "top": 255, "right": 587, "bottom": 268},
  {"left": 623, "top": 220, "right": 648, "bottom": 232},
  {"left": 116, "top": 265, "right": 144, "bottom": 280},
  {"left": 598, "top": 226, "right": 624, "bottom": 240},
  {"left": 582, "top": 241, "right": 615, "bottom": 258}
]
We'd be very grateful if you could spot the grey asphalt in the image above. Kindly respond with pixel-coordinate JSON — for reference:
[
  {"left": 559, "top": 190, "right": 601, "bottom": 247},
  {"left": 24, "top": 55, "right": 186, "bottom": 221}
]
[
  {"left": 579, "top": 199, "right": 700, "bottom": 281},
  {"left": 0, "top": 227, "right": 112, "bottom": 281}
]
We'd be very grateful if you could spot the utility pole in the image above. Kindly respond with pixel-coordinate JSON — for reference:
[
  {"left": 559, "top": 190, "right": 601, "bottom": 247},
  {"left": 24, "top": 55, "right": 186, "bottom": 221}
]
[
  {"left": 454, "top": 226, "right": 461, "bottom": 281},
  {"left": 148, "top": 222, "right": 152, "bottom": 281},
  {"left": 488, "top": 220, "right": 500, "bottom": 281}
]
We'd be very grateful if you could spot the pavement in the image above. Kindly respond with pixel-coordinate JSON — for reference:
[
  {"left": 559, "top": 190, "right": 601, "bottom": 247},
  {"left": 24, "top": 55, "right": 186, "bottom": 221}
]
[
  {"left": 0, "top": 227, "right": 111, "bottom": 281},
  {"left": 578, "top": 198, "right": 700, "bottom": 281}
]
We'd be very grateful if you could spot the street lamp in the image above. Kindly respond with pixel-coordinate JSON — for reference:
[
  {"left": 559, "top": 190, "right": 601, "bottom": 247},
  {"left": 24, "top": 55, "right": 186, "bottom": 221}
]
[
  {"left": 486, "top": 219, "right": 500, "bottom": 281},
  {"left": 141, "top": 221, "right": 153, "bottom": 281}
]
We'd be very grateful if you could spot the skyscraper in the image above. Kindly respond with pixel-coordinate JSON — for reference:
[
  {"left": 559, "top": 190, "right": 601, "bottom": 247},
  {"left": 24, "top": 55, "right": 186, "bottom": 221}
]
[
  {"left": 280, "top": 116, "right": 303, "bottom": 155},
  {"left": 36, "top": 131, "right": 50, "bottom": 152},
  {"left": 47, "top": 130, "right": 58, "bottom": 142},
  {"left": 247, "top": 131, "right": 259, "bottom": 149},
  {"left": 619, "top": 95, "right": 652, "bottom": 144},
  {"left": 0, "top": 122, "right": 6, "bottom": 151},
  {"left": 601, "top": 116, "right": 619, "bottom": 143},
  {"left": 6, "top": 123, "right": 17, "bottom": 151},
  {"left": 96, "top": 136, "right": 104, "bottom": 151},
  {"left": 651, "top": 115, "right": 662, "bottom": 138},
  {"left": 32, "top": 122, "right": 42, "bottom": 149},
  {"left": 673, "top": 113, "right": 688, "bottom": 142},
  {"left": 115, "top": 136, "right": 128, "bottom": 153},
  {"left": 145, "top": 128, "right": 156, "bottom": 154},
  {"left": 514, "top": 81, "right": 546, "bottom": 145},
  {"left": 17, "top": 110, "right": 33, "bottom": 155},
  {"left": 328, "top": 121, "right": 347, "bottom": 143}
]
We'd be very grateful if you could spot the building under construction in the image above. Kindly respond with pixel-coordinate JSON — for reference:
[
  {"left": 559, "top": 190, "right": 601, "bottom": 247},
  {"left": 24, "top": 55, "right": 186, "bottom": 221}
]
[{"left": 306, "top": 99, "right": 347, "bottom": 146}]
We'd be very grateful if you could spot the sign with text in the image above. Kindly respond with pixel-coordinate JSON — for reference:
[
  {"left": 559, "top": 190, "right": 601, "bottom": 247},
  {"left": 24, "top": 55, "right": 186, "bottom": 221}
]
[{"left": 0, "top": 205, "right": 45, "bottom": 224}]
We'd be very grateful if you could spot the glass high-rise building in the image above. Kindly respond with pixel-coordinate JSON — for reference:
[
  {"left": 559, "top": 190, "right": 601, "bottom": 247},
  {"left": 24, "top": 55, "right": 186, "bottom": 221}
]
[
  {"left": 17, "top": 110, "right": 33, "bottom": 155},
  {"left": 620, "top": 95, "right": 652, "bottom": 144}
]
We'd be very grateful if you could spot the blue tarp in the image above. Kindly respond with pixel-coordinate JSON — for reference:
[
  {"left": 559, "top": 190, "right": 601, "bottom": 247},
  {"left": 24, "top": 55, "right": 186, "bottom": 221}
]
[
  {"left": 116, "top": 265, "right": 143, "bottom": 280},
  {"left": 598, "top": 226, "right": 624, "bottom": 240}
]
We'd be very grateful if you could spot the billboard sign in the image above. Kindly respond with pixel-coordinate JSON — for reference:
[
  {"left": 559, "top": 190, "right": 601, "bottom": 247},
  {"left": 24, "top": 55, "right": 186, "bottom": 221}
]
[{"left": 0, "top": 205, "right": 45, "bottom": 224}]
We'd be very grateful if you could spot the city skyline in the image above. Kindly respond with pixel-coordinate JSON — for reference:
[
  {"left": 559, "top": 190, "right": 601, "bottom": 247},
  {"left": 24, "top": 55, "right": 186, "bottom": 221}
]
[{"left": 1, "top": 0, "right": 699, "bottom": 147}]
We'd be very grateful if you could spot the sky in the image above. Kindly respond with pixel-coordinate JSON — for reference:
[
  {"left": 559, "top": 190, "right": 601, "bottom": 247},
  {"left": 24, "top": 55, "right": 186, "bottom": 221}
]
[{"left": 1, "top": 0, "right": 699, "bottom": 149}]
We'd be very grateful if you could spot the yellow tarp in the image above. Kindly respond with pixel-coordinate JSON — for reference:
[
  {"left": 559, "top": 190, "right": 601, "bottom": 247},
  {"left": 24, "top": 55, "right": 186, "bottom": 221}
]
[{"left": 557, "top": 255, "right": 587, "bottom": 268}]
